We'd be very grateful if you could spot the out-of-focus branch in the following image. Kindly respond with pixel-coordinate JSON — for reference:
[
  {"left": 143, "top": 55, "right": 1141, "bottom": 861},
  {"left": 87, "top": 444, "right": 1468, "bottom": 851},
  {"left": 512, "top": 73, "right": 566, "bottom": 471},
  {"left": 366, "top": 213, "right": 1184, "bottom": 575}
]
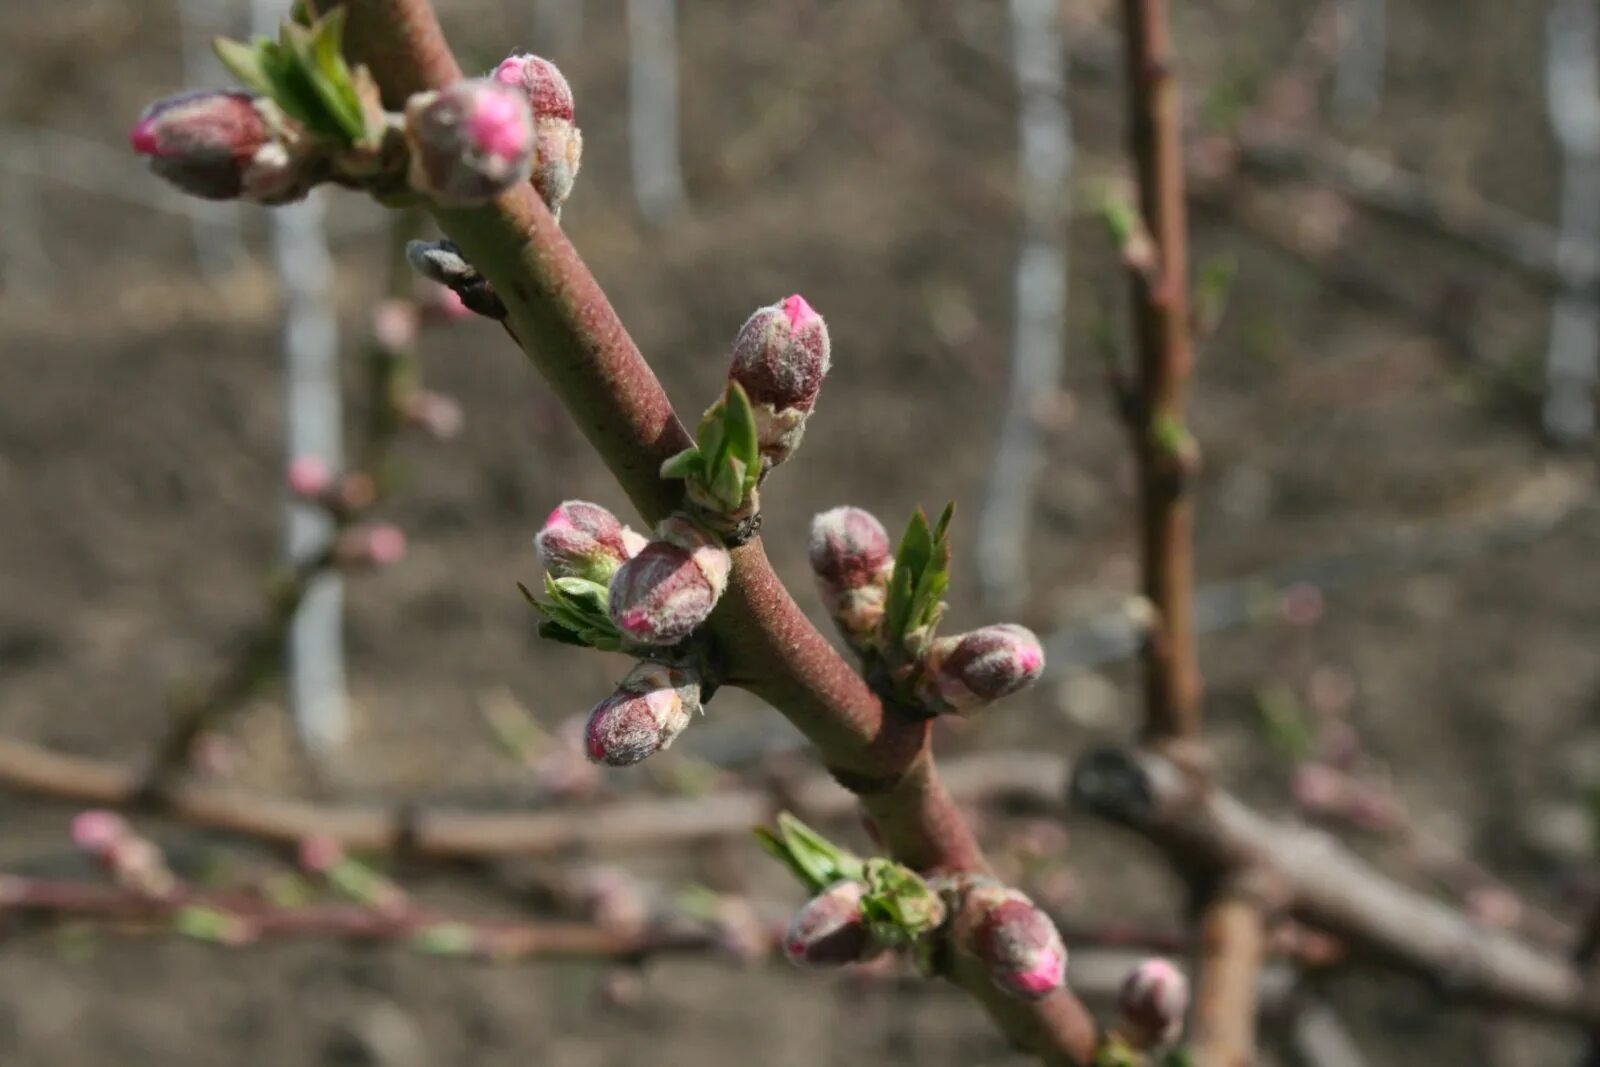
[
  {"left": 1191, "top": 888, "right": 1269, "bottom": 1067},
  {"left": 1289, "top": 999, "right": 1370, "bottom": 1067},
  {"left": 1072, "top": 747, "right": 1600, "bottom": 1026},
  {"left": 1120, "top": 0, "right": 1202, "bottom": 749}
]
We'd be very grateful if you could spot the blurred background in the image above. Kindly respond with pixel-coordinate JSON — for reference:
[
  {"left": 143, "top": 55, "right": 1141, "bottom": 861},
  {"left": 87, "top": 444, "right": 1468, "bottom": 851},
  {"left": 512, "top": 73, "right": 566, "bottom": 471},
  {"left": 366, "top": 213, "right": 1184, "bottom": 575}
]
[{"left": 2, "top": 0, "right": 1599, "bottom": 1063}]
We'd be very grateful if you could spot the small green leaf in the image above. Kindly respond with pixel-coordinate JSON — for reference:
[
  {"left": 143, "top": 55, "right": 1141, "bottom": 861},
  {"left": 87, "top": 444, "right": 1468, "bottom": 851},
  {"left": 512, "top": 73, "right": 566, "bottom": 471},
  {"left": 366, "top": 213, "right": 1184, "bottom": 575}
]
[
  {"left": 660, "top": 447, "right": 703, "bottom": 481},
  {"left": 1252, "top": 683, "right": 1314, "bottom": 761},
  {"left": 213, "top": 37, "right": 273, "bottom": 96},
  {"left": 413, "top": 922, "right": 476, "bottom": 956},
  {"left": 755, "top": 813, "right": 864, "bottom": 893}
]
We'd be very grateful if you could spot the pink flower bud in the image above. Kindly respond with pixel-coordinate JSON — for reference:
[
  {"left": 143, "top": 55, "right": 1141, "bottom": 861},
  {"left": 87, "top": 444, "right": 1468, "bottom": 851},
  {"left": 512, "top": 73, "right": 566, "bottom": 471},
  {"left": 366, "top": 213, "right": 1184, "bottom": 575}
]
[
  {"left": 809, "top": 507, "right": 892, "bottom": 591},
  {"left": 298, "top": 834, "right": 345, "bottom": 875},
  {"left": 491, "top": 54, "right": 583, "bottom": 216},
  {"left": 404, "top": 390, "right": 464, "bottom": 440},
  {"left": 535, "top": 500, "right": 640, "bottom": 583},
  {"left": 1118, "top": 957, "right": 1189, "bottom": 1050},
  {"left": 956, "top": 886, "right": 1067, "bottom": 1001},
  {"left": 337, "top": 523, "right": 407, "bottom": 567},
  {"left": 491, "top": 54, "right": 575, "bottom": 122},
  {"left": 919, "top": 624, "right": 1045, "bottom": 713},
  {"left": 607, "top": 516, "right": 730, "bottom": 645},
  {"left": 584, "top": 661, "right": 700, "bottom": 767},
  {"left": 130, "top": 90, "right": 283, "bottom": 201},
  {"left": 729, "top": 296, "right": 832, "bottom": 467},
  {"left": 286, "top": 455, "right": 333, "bottom": 500},
  {"left": 371, "top": 298, "right": 420, "bottom": 352},
  {"left": 423, "top": 282, "right": 473, "bottom": 322},
  {"left": 71, "top": 810, "right": 128, "bottom": 856},
  {"left": 784, "top": 879, "right": 875, "bottom": 968},
  {"left": 404, "top": 80, "right": 534, "bottom": 205}
]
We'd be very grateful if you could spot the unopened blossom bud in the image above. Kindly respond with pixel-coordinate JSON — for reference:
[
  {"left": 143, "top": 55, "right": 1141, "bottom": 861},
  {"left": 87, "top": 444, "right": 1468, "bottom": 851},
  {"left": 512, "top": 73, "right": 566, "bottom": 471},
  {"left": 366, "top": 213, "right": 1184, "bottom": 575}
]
[
  {"left": 286, "top": 455, "right": 333, "bottom": 501},
  {"left": 584, "top": 661, "right": 701, "bottom": 767},
  {"left": 809, "top": 507, "right": 892, "bottom": 642},
  {"left": 336, "top": 522, "right": 407, "bottom": 567},
  {"left": 130, "top": 90, "right": 299, "bottom": 202},
  {"left": 728, "top": 295, "right": 832, "bottom": 467},
  {"left": 1118, "top": 957, "right": 1189, "bottom": 1050},
  {"left": 371, "top": 298, "right": 420, "bottom": 352},
  {"left": 71, "top": 810, "right": 128, "bottom": 856},
  {"left": 404, "top": 79, "right": 534, "bottom": 205},
  {"left": 535, "top": 500, "right": 643, "bottom": 583},
  {"left": 955, "top": 885, "right": 1067, "bottom": 1001},
  {"left": 785, "top": 879, "right": 875, "bottom": 968},
  {"left": 919, "top": 624, "right": 1045, "bottom": 713},
  {"left": 491, "top": 53, "right": 583, "bottom": 216},
  {"left": 403, "top": 390, "right": 464, "bottom": 440},
  {"left": 297, "top": 834, "right": 344, "bottom": 875},
  {"left": 607, "top": 516, "right": 730, "bottom": 645}
]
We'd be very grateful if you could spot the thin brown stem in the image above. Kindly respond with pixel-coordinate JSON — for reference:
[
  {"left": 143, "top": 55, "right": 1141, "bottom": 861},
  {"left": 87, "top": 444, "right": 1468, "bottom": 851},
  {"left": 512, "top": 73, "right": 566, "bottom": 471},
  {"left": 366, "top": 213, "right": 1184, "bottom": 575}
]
[
  {"left": 1192, "top": 890, "right": 1268, "bottom": 1067},
  {"left": 1121, "top": 0, "right": 1201, "bottom": 746}
]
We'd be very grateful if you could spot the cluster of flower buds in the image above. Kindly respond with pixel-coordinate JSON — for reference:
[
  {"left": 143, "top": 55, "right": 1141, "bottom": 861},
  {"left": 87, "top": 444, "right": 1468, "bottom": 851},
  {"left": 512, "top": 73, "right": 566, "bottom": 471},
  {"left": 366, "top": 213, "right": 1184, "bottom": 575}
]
[
  {"left": 608, "top": 514, "right": 731, "bottom": 646},
  {"left": 952, "top": 884, "right": 1067, "bottom": 1001},
  {"left": 491, "top": 54, "right": 583, "bottom": 217},
  {"left": 584, "top": 660, "right": 702, "bottom": 766},
  {"left": 1116, "top": 957, "right": 1190, "bottom": 1050},
  {"left": 404, "top": 78, "right": 535, "bottom": 205},
  {"left": 130, "top": 90, "right": 308, "bottom": 204},
  {"left": 728, "top": 295, "right": 832, "bottom": 471},
  {"left": 915, "top": 623, "right": 1046, "bottom": 714},
  {"left": 71, "top": 810, "right": 177, "bottom": 897},
  {"left": 809, "top": 507, "right": 893, "bottom": 650},
  {"left": 536, "top": 500, "right": 649, "bottom": 584},
  {"left": 783, "top": 879, "right": 879, "bottom": 968}
]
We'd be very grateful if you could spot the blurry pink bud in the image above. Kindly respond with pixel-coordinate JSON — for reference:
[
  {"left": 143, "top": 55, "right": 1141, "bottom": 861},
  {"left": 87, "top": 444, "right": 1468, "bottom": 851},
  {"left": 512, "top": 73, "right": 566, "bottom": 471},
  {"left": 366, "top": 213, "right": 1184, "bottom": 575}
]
[
  {"left": 535, "top": 500, "right": 640, "bottom": 583},
  {"left": 371, "top": 298, "right": 420, "bottom": 352},
  {"left": 1291, "top": 762, "right": 1348, "bottom": 815},
  {"left": 106, "top": 836, "right": 176, "bottom": 897},
  {"left": 919, "top": 624, "right": 1045, "bottom": 713},
  {"left": 130, "top": 91, "right": 289, "bottom": 201},
  {"left": 729, "top": 296, "right": 831, "bottom": 467},
  {"left": 404, "top": 390, "right": 464, "bottom": 440},
  {"left": 286, "top": 455, "right": 333, "bottom": 501},
  {"left": 298, "top": 834, "right": 344, "bottom": 875},
  {"left": 424, "top": 283, "right": 473, "bottom": 322},
  {"left": 607, "top": 516, "right": 730, "bottom": 645},
  {"left": 491, "top": 54, "right": 583, "bottom": 215},
  {"left": 404, "top": 79, "right": 534, "bottom": 205},
  {"left": 785, "top": 880, "right": 875, "bottom": 968},
  {"left": 580, "top": 867, "right": 649, "bottom": 934},
  {"left": 584, "top": 661, "right": 701, "bottom": 767},
  {"left": 1118, "top": 957, "right": 1189, "bottom": 1049},
  {"left": 71, "top": 810, "right": 128, "bottom": 856},
  {"left": 492, "top": 54, "right": 575, "bottom": 121},
  {"left": 1280, "top": 581, "right": 1324, "bottom": 627},
  {"left": 337, "top": 523, "right": 407, "bottom": 567},
  {"left": 956, "top": 885, "right": 1066, "bottom": 1000}
]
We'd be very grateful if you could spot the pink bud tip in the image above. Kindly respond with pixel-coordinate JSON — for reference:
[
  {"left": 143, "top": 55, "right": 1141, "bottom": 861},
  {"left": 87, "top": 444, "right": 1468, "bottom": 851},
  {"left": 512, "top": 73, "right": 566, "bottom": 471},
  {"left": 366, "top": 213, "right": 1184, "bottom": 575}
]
[
  {"left": 1009, "top": 948, "right": 1066, "bottom": 996},
  {"left": 129, "top": 119, "right": 159, "bottom": 155},
  {"left": 365, "top": 525, "right": 407, "bottom": 566},
  {"left": 782, "top": 293, "right": 817, "bottom": 329},
  {"left": 286, "top": 456, "right": 332, "bottom": 499},
  {"left": 785, "top": 880, "right": 874, "bottom": 968},
  {"left": 298, "top": 834, "right": 344, "bottom": 874},
  {"left": 468, "top": 88, "right": 531, "bottom": 161},
  {"left": 71, "top": 810, "right": 128, "bottom": 855},
  {"left": 491, "top": 54, "right": 576, "bottom": 122},
  {"left": 1118, "top": 957, "right": 1190, "bottom": 1049}
]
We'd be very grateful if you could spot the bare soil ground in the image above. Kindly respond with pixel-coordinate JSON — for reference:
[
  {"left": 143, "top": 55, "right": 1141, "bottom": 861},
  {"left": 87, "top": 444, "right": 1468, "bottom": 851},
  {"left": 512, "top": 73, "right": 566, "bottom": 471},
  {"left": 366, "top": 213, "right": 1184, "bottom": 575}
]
[{"left": 1, "top": 1, "right": 1597, "bottom": 1064}]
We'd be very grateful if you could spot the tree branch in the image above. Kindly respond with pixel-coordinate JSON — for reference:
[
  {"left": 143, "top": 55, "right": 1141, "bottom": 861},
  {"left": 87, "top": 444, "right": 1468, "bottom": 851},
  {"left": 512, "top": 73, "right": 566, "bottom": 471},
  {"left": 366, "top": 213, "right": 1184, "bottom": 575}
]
[{"left": 1192, "top": 888, "right": 1269, "bottom": 1067}]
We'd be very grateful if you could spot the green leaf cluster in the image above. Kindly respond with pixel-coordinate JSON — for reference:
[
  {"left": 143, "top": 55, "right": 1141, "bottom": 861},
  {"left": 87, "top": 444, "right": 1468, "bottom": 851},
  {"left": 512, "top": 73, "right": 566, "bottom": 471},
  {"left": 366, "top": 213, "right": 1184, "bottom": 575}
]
[
  {"left": 754, "top": 812, "right": 863, "bottom": 893},
  {"left": 660, "top": 382, "right": 761, "bottom": 515},
  {"left": 520, "top": 574, "right": 624, "bottom": 651},
  {"left": 214, "top": 9, "right": 375, "bottom": 146},
  {"left": 882, "top": 503, "right": 954, "bottom": 651}
]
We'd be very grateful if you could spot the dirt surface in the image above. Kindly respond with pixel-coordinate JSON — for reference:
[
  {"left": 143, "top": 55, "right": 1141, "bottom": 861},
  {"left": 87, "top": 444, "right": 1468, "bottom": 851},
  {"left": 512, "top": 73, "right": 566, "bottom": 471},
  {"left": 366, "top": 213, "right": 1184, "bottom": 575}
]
[{"left": 2, "top": 1, "right": 1598, "bottom": 1064}]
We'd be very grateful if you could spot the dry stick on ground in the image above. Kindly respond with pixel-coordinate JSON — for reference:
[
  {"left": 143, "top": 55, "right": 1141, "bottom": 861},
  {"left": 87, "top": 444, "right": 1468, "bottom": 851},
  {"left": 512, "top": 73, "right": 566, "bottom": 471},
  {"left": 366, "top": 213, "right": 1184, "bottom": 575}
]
[{"left": 300, "top": 1, "right": 1102, "bottom": 1060}]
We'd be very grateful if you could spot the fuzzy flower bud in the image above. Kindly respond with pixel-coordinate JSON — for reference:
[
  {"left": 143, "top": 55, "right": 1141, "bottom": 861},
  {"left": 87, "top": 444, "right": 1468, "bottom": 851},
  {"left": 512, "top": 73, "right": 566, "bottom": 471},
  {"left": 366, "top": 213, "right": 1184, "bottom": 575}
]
[
  {"left": 404, "top": 79, "right": 534, "bottom": 205},
  {"left": 71, "top": 810, "right": 129, "bottom": 856},
  {"left": 286, "top": 455, "right": 333, "bottom": 501},
  {"left": 336, "top": 522, "right": 407, "bottom": 568},
  {"left": 492, "top": 53, "right": 583, "bottom": 216},
  {"left": 535, "top": 500, "right": 644, "bottom": 583},
  {"left": 918, "top": 623, "right": 1045, "bottom": 713},
  {"left": 584, "top": 661, "right": 701, "bottom": 767},
  {"left": 728, "top": 295, "right": 831, "bottom": 468},
  {"left": 955, "top": 885, "right": 1067, "bottom": 1001},
  {"left": 608, "top": 516, "right": 730, "bottom": 645},
  {"left": 130, "top": 90, "right": 301, "bottom": 202},
  {"left": 785, "top": 879, "right": 876, "bottom": 968},
  {"left": 1117, "top": 957, "right": 1189, "bottom": 1050},
  {"left": 809, "top": 506, "right": 892, "bottom": 643}
]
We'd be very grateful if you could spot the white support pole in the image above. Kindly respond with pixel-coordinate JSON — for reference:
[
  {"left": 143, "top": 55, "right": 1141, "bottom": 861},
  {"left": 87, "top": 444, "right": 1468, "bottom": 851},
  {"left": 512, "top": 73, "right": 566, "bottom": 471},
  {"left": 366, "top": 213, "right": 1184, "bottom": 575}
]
[
  {"left": 626, "top": 0, "right": 687, "bottom": 221},
  {"left": 179, "top": 0, "right": 246, "bottom": 278},
  {"left": 977, "top": 0, "right": 1071, "bottom": 611},
  {"left": 254, "top": 0, "right": 348, "bottom": 754},
  {"left": 1542, "top": 0, "right": 1600, "bottom": 444},
  {"left": 1333, "top": 0, "right": 1386, "bottom": 123}
]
